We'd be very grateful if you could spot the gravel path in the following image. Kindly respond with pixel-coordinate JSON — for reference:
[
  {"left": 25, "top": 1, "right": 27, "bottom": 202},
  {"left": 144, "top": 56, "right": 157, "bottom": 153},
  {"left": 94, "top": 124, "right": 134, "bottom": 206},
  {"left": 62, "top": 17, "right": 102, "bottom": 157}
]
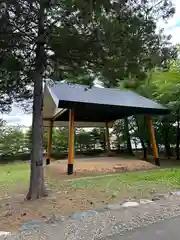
[{"left": 3, "top": 198, "right": 180, "bottom": 240}]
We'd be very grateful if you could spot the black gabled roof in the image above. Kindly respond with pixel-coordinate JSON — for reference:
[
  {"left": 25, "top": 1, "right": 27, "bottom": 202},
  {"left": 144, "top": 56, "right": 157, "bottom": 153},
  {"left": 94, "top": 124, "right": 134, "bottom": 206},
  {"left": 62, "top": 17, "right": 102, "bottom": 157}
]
[{"left": 48, "top": 82, "right": 169, "bottom": 122}]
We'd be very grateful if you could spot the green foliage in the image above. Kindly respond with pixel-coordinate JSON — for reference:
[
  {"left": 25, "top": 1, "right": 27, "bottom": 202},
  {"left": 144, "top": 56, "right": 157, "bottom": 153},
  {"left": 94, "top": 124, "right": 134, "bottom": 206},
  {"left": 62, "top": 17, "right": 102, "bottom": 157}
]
[
  {"left": 76, "top": 130, "right": 92, "bottom": 151},
  {"left": 0, "top": 0, "right": 178, "bottom": 172},
  {"left": 0, "top": 123, "right": 106, "bottom": 161},
  {"left": 0, "top": 0, "right": 177, "bottom": 113},
  {"left": 151, "top": 69, "right": 180, "bottom": 112},
  {"left": 0, "top": 125, "right": 26, "bottom": 156},
  {"left": 120, "top": 50, "right": 180, "bottom": 158},
  {"left": 52, "top": 128, "right": 69, "bottom": 153}
]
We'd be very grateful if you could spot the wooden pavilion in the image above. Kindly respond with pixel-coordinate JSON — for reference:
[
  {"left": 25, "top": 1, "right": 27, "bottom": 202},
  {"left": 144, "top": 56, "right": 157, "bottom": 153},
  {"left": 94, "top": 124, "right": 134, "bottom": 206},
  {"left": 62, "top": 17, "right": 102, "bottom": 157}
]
[{"left": 43, "top": 82, "right": 169, "bottom": 175}]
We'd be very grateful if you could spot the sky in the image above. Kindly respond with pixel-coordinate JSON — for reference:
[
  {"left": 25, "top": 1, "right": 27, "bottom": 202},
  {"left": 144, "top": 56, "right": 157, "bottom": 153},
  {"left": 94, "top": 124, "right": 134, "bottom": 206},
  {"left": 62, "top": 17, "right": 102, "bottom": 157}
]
[
  {"left": 157, "top": 0, "right": 180, "bottom": 45},
  {"left": 1, "top": 0, "right": 180, "bottom": 128}
]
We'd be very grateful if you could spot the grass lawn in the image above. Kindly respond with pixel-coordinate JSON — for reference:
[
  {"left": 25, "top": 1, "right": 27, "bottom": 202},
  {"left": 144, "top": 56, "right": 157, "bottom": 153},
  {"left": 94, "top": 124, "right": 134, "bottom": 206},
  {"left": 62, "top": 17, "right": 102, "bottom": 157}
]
[
  {"left": 0, "top": 161, "right": 180, "bottom": 231},
  {"left": 0, "top": 162, "right": 29, "bottom": 196}
]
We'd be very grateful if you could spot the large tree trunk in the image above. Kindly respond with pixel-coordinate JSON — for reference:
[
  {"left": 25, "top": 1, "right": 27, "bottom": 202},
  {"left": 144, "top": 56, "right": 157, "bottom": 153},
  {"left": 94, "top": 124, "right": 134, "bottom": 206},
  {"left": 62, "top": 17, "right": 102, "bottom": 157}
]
[
  {"left": 124, "top": 117, "right": 133, "bottom": 155},
  {"left": 27, "top": 0, "right": 47, "bottom": 200},
  {"left": 176, "top": 111, "right": 180, "bottom": 160}
]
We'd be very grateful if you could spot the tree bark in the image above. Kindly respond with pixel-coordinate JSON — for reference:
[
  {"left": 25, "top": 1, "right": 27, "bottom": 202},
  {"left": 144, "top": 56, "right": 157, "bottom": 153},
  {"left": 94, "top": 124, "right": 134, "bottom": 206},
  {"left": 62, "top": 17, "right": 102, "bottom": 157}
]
[
  {"left": 133, "top": 139, "right": 137, "bottom": 150},
  {"left": 116, "top": 134, "right": 121, "bottom": 151},
  {"left": 124, "top": 117, "right": 133, "bottom": 155},
  {"left": 80, "top": 143, "right": 82, "bottom": 154},
  {"left": 176, "top": 110, "right": 180, "bottom": 160},
  {"left": 164, "top": 141, "right": 171, "bottom": 159},
  {"left": 146, "top": 139, "right": 151, "bottom": 153},
  {"left": 134, "top": 116, "right": 147, "bottom": 160},
  {"left": 100, "top": 129, "right": 106, "bottom": 152},
  {"left": 140, "top": 138, "right": 147, "bottom": 160},
  {"left": 27, "top": 0, "right": 47, "bottom": 200},
  {"left": 163, "top": 122, "right": 172, "bottom": 159}
]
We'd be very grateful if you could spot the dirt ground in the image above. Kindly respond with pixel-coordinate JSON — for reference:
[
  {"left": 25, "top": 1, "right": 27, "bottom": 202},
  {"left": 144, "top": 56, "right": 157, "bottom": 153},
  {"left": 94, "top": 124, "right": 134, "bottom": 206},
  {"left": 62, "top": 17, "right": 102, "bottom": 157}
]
[
  {"left": 0, "top": 187, "right": 117, "bottom": 232},
  {"left": 0, "top": 157, "right": 159, "bottom": 231},
  {"left": 46, "top": 156, "right": 157, "bottom": 179}
]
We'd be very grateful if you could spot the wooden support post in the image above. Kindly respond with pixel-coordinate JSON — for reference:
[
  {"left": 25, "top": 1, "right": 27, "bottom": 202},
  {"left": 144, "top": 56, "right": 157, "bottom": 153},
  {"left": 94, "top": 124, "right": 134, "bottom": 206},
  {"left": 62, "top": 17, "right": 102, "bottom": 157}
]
[
  {"left": 105, "top": 122, "right": 111, "bottom": 154},
  {"left": 74, "top": 127, "right": 76, "bottom": 158},
  {"left": 147, "top": 115, "right": 160, "bottom": 166},
  {"left": 67, "top": 109, "right": 75, "bottom": 175},
  {"left": 46, "top": 120, "right": 53, "bottom": 165}
]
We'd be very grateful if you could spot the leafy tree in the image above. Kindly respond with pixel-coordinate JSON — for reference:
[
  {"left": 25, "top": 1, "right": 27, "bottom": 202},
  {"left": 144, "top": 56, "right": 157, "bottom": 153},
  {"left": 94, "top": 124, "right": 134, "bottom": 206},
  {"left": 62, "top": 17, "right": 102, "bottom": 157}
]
[
  {"left": 90, "top": 128, "right": 103, "bottom": 150},
  {"left": 0, "top": 0, "right": 176, "bottom": 199},
  {"left": 76, "top": 130, "right": 92, "bottom": 152},
  {"left": 111, "top": 120, "right": 122, "bottom": 151},
  {"left": 24, "top": 127, "right": 32, "bottom": 152},
  {"left": 155, "top": 116, "right": 176, "bottom": 158},
  {"left": 125, "top": 48, "right": 180, "bottom": 160},
  {"left": 152, "top": 68, "right": 180, "bottom": 159},
  {"left": 52, "top": 127, "right": 68, "bottom": 153},
  {"left": 129, "top": 115, "right": 149, "bottom": 159},
  {"left": 124, "top": 117, "right": 133, "bottom": 155},
  {"left": 0, "top": 123, "right": 26, "bottom": 156}
]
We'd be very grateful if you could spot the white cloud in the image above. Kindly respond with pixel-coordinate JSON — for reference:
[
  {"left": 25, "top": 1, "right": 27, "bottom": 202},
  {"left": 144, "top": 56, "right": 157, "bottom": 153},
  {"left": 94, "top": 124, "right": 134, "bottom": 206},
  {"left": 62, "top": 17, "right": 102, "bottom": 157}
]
[
  {"left": 1, "top": 105, "right": 32, "bottom": 127},
  {"left": 157, "top": 0, "right": 180, "bottom": 44}
]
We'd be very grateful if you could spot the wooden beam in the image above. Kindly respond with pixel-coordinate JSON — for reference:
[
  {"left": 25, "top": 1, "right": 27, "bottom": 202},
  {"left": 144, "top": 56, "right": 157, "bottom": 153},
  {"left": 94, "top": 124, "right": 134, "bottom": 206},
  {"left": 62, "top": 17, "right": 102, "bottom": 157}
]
[
  {"left": 43, "top": 118, "right": 52, "bottom": 121},
  {"left": 147, "top": 115, "right": 160, "bottom": 166},
  {"left": 67, "top": 109, "right": 75, "bottom": 175},
  {"left": 105, "top": 122, "right": 111, "bottom": 153},
  {"left": 53, "top": 109, "right": 67, "bottom": 121},
  {"left": 46, "top": 120, "right": 53, "bottom": 165}
]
